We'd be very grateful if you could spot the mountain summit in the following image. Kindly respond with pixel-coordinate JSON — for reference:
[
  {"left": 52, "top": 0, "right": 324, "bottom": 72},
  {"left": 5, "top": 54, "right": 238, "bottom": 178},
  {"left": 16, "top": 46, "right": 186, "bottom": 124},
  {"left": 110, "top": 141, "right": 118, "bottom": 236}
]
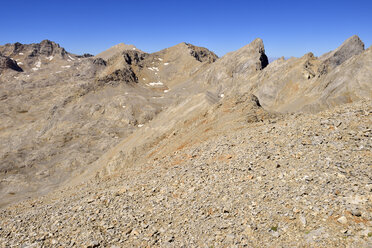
[
  {"left": 318, "top": 35, "right": 365, "bottom": 74},
  {"left": 95, "top": 43, "right": 140, "bottom": 60}
]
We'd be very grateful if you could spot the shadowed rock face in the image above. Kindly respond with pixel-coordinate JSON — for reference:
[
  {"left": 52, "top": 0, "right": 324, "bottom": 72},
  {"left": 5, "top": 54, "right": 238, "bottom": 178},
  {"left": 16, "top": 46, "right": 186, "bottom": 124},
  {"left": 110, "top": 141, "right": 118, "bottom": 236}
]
[
  {"left": 122, "top": 50, "right": 148, "bottom": 65},
  {"left": 98, "top": 68, "right": 138, "bottom": 84},
  {"left": 92, "top": 58, "right": 107, "bottom": 66},
  {"left": 0, "top": 55, "right": 23, "bottom": 72},
  {"left": 259, "top": 51, "right": 269, "bottom": 69},
  {"left": 186, "top": 43, "right": 219, "bottom": 63}
]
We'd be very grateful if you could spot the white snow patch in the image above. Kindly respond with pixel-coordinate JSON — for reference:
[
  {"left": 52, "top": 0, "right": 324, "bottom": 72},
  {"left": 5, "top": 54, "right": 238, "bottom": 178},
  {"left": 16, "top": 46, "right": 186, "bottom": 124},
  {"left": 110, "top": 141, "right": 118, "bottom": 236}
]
[
  {"left": 19, "top": 53, "right": 24, "bottom": 55},
  {"left": 152, "top": 96, "right": 164, "bottom": 99},
  {"left": 67, "top": 59, "right": 71, "bottom": 62},
  {"left": 142, "top": 78, "right": 146, "bottom": 80},
  {"left": 163, "top": 63, "right": 169, "bottom": 65},
  {"left": 148, "top": 81, "right": 163, "bottom": 86},
  {"left": 68, "top": 55, "right": 75, "bottom": 61},
  {"left": 147, "top": 67, "right": 159, "bottom": 72},
  {"left": 32, "top": 68, "right": 39, "bottom": 71},
  {"left": 61, "top": 65, "right": 71, "bottom": 68},
  {"left": 125, "top": 92, "right": 129, "bottom": 95},
  {"left": 164, "top": 90, "right": 169, "bottom": 93},
  {"left": 122, "top": 105, "right": 126, "bottom": 109},
  {"left": 132, "top": 48, "right": 136, "bottom": 50},
  {"left": 35, "top": 61, "right": 41, "bottom": 68},
  {"left": 220, "top": 94, "right": 225, "bottom": 98},
  {"left": 158, "top": 58, "right": 163, "bottom": 61},
  {"left": 47, "top": 56, "right": 54, "bottom": 61},
  {"left": 138, "top": 124, "right": 144, "bottom": 128},
  {"left": 17, "top": 62, "right": 23, "bottom": 65},
  {"left": 155, "top": 72, "right": 158, "bottom": 75}
]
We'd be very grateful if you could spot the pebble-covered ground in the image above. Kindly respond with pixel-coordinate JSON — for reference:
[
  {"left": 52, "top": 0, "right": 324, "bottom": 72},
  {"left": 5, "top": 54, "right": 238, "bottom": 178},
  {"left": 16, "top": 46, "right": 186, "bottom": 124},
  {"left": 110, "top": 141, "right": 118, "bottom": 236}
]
[{"left": 1, "top": 100, "right": 371, "bottom": 247}]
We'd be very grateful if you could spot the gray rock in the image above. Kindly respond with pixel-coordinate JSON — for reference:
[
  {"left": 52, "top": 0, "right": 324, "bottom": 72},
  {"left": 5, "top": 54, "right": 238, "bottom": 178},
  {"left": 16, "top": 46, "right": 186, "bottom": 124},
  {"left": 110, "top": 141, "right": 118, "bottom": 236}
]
[{"left": 92, "top": 58, "right": 107, "bottom": 66}]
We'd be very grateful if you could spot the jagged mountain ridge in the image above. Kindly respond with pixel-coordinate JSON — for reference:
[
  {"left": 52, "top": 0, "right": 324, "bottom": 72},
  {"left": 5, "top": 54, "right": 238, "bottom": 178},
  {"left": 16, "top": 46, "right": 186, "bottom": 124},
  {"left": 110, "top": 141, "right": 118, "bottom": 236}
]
[
  {"left": 0, "top": 35, "right": 371, "bottom": 208},
  {"left": 0, "top": 35, "right": 371, "bottom": 247},
  {"left": 64, "top": 35, "right": 372, "bottom": 185},
  {"left": 252, "top": 36, "right": 371, "bottom": 112}
]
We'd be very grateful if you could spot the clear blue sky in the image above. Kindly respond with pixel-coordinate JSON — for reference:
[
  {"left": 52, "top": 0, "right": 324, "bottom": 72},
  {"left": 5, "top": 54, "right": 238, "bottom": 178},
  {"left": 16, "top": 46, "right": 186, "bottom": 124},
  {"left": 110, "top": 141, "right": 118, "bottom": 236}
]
[{"left": 1, "top": 0, "right": 371, "bottom": 58}]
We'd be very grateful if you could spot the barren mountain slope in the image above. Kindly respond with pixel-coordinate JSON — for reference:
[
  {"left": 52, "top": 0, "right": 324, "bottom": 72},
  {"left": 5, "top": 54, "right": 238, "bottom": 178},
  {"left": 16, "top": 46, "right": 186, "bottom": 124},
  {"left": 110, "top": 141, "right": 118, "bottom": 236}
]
[
  {"left": 63, "top": 39, "right": 267, "bottom": 182},
  {"left": 0, "top": 40, "right": 218, "bottom": 207},
  {"left": 1, "top": 99, "right": 370, "bottom": 247},
  {"left": 1, "top": 36, "right": 371, "bottom": 207},
  {"left": 0, "top": 36, "right": 371, "bottom": 247},
  {"left": 0, "top": 40, "right": 104, "bottom": 206}
]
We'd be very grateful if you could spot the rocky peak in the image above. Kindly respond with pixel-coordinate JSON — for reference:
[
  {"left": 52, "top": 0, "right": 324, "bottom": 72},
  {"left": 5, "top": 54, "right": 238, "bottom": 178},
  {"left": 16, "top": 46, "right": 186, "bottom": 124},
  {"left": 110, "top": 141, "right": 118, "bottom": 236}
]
[
  {"left": 225, "top": 38, "right": 269, "bottom": 73},
  {"left": 0, "top": 40, "right": 68, "bottom": 59},
  {"left": 168, "top": 42, "right": 218, "bottom": 64},
  {"left": 95, "top": 43, "right": 140, "bottom": 61},
  {"left": 96, "top": 50, "right": 148, "bottom": 84},
  {"left": 12, "top": 42, "right": 24, "bottom": 53},
  {"left": 318, "top": 35, "right": 364, "bottom": 75},
  {"left": 189, "top": 38, "right": 269, "bottom": 90},
  {"left": 246, "top": 38, "right": 268, "bottom": 70},
  {"left": 29, "top": 39, "right": 67, "bottom": 57}
]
